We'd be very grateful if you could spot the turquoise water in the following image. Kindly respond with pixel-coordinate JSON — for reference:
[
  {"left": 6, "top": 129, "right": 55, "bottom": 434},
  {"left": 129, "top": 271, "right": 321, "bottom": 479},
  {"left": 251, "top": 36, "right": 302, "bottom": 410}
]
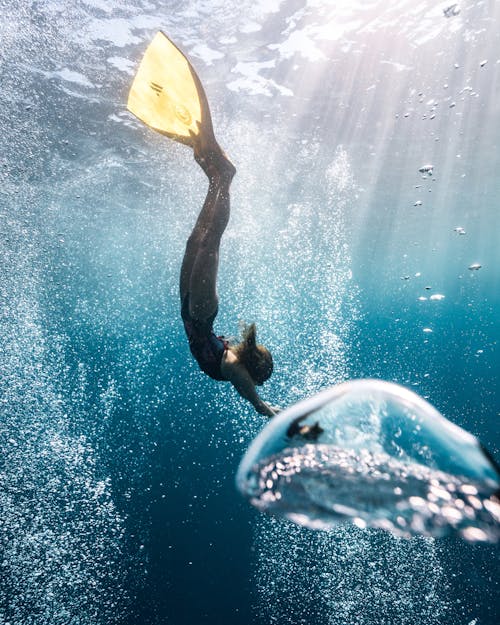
[{"left": 1, "top": 1, "right": 499, "bottom": 624}]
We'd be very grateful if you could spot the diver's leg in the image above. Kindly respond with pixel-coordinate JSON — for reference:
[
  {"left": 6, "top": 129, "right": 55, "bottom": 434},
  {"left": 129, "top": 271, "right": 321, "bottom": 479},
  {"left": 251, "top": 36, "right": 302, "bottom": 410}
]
[
  {"left": 179, "top": 176, "right": 222, "bottom": 302},
  {"left": 179, "top": 148, "right": 235, "bottom": 318},
  {"left": 186, "top": 175, "right": 232, "bottom": 320}
]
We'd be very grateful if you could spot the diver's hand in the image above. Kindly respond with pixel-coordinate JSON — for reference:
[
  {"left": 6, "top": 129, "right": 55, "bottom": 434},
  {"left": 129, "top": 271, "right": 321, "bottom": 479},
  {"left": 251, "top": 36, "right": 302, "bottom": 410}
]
[{"left": 254, "top": 401, "right": 278, "bottom": 418}]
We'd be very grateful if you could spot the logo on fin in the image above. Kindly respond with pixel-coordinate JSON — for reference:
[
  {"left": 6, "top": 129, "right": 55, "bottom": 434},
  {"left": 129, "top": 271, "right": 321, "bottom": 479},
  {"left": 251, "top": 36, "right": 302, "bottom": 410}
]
[{"left": 150, "top": 81, "right": 163, "bottom": 96}]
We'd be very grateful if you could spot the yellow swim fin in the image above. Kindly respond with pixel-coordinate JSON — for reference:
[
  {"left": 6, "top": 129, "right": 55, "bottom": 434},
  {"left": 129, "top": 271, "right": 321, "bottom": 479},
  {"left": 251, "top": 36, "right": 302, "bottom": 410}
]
[{"left": 127, "top": 32, "right": 214, "bottom": 146}]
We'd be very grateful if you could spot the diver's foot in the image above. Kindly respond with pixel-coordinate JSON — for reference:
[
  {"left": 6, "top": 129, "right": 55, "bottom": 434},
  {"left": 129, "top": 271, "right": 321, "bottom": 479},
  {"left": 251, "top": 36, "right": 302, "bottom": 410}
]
[{"left": 193, "top": 141, "right": 236, "bottom": 182}]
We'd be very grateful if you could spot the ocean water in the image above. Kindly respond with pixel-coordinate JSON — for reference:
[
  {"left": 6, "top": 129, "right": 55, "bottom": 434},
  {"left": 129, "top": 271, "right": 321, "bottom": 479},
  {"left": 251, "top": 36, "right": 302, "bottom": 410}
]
[{"left": 0, "top": 1, "right": 499, "bottom": 624}]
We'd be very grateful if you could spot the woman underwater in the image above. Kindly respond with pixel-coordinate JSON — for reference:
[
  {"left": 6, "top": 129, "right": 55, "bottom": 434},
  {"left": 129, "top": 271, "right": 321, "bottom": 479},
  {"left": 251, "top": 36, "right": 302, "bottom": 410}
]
[{"left": 128, "top": 33, "right": 277, "bottom": 417}]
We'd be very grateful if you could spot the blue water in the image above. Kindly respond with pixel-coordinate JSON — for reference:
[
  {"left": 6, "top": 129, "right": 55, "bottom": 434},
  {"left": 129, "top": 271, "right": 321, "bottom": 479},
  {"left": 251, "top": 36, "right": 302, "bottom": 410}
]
[{"left": 1, "top": 1, "right": 499, "bottom": 624}]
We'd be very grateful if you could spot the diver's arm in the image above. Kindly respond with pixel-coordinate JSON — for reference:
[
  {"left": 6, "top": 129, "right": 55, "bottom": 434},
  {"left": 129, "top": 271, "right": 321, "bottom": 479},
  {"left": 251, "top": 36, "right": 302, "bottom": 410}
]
[{"left": 223, "top": 361, "right": 277, "bottom": 417}]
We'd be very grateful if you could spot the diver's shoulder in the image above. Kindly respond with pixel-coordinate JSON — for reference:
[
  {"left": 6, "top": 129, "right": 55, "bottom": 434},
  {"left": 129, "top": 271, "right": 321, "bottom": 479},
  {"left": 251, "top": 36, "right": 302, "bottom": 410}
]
[{"left": 221, "top": 347, "right": 239, "bottom": 369}]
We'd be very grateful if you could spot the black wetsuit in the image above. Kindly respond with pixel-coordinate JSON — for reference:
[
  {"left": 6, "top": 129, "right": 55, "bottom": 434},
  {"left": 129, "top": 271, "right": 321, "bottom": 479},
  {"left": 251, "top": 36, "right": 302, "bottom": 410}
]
[{"left": 181, "top": 294, "right": 228, "bottom": 381}]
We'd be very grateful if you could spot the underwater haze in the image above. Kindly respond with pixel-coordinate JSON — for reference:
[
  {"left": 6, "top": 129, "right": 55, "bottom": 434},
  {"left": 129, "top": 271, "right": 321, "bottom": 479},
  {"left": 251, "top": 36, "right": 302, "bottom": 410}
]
[{"left": 1, "top": 1, "right": 499, "bottom": 624}]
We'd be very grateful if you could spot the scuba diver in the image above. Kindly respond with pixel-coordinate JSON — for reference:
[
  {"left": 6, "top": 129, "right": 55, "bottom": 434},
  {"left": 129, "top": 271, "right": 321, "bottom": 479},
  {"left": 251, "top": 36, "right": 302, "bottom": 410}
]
[{"left": 128, "top": 32, "right": 277, "bottom": 417}]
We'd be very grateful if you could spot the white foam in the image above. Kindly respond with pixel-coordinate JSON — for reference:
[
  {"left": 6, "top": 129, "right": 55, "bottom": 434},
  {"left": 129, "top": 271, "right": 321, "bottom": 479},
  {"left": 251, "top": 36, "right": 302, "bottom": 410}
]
[
  {"left": 190, "top": 43, "right": 225, "bottom": 65},
  {"left": 53, "top": 68, "right": 94, "bottom": 88},
  {"left": 107, "top": 55, "right": 136, "bottom": 74},
  {"left": 269, "top": 28, "right": 327, "bottom": 61}
]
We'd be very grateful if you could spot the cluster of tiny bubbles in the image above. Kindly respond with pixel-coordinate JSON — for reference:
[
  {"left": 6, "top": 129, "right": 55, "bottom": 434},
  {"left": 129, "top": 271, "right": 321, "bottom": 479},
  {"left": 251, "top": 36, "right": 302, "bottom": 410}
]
[
  {"left": 0, "top": 51, "right": 129, "bottom": 616},
  {"left": 0, "top": 274, "right": 128, "bottom": 623},
  {"left": 253, "top": 515, "right": 447, "bottom": 625},
  {"left": 230, "top": 140, "right": 359, "bottom": 405},
  {"left": 238, "top": 380, "right": 500, "bottom": 543},
  {"left": 230, "top": 141, "right": 377, "bottom": 623}
]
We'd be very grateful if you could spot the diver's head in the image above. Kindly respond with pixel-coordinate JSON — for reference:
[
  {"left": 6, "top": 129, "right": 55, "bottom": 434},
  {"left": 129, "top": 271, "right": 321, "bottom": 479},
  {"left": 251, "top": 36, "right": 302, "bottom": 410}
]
[{"left": 234, "top": 323, "right": 273, "bottom": 385}]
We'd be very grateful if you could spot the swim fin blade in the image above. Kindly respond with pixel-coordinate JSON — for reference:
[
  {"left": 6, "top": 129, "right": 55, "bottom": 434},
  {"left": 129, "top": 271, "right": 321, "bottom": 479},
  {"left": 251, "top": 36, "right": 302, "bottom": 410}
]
[{"left": 127, "top": 32, "right": 213, "bottom": 146}]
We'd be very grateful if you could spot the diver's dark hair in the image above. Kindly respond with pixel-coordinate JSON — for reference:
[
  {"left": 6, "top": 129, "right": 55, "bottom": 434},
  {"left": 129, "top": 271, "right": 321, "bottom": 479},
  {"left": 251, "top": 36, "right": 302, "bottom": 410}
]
[{"left": 234, "top": 323, "right": 273, "bottom": 384}]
